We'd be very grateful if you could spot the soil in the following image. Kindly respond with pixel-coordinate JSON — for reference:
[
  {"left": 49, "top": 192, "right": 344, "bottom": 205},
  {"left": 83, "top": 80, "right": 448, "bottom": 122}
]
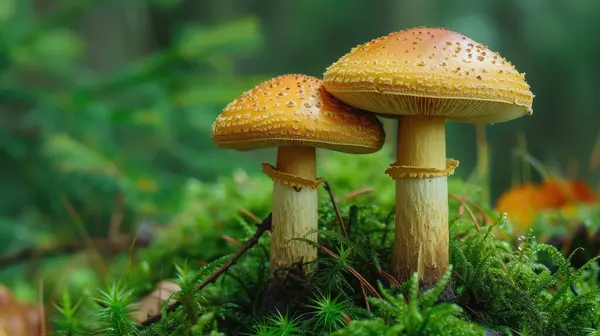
[
  {"left": 259, "top": 263, "right": 510, "bottom": 335},
  {"left": 259, "top": 263, "right": 313, "bottom": 316},
  {"left": 419, "top": 279, "right": 458, "bottom": 303}
]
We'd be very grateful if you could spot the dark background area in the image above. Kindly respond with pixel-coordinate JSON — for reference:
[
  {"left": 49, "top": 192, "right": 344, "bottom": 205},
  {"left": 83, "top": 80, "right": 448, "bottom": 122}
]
[{"left": 1, "top": 0, "right": 599, "bottom": 255}]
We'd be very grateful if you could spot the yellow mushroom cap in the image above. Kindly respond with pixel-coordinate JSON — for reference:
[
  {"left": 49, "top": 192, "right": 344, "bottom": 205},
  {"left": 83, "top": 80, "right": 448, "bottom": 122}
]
[
  {"left": 323, "top": 27, "right": 534, "bottom": 124},
  {"left": 212, "top": 74, "right": 385, "bottom": 153}
]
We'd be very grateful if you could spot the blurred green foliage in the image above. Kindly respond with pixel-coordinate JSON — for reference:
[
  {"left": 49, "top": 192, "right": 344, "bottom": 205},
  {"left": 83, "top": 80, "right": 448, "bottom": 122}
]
[
  {"left": 3, "top": 0, "right": 600, "bottom": 256},
  {"left": 0, "top": 0, "right": 273, "bottom": 255}
]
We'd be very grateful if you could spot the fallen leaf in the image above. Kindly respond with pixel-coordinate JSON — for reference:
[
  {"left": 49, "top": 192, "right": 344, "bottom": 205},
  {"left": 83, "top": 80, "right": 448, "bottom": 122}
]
[
  {"left": 131, "top": 281, "right": 181, "bottom": 323},
  {"left": 0, "top": 285, "right": 46, "bottom": 336}
]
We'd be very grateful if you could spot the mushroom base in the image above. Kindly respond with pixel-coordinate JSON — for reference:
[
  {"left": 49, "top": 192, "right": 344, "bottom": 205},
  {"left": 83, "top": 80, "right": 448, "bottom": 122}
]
[
  {"left": 269, "top": 146, "right": 318, "bottom": 273},
  {"left": 390, "top": 116, "right": 450, "bottom": 284}
]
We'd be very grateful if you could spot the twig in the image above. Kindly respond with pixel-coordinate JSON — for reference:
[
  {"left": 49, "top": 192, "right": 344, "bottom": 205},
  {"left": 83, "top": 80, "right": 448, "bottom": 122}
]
[
  {"left": 468, "top": 200, "right": 493, "bottom": 225},
  {"left": 449, "top": 193, "right": 480, "bottom": 232},
  {"left": 222, "top": 235, "right": 243, "bottom": 247},
  {"left": 108, "top": 192, "right": 125, "bottom": 244},
  {"left": 342, "top": 188, "right": 374, "bottom": 199},
  {"left": 343, "top": 313, "right": 352, "bottom": 325},
  {"left": 318, "top": 245, "right": 380, "bottom": 298},
  {"left": 238, "top": 207, "right": 262, "bottom": 224},
  {"left": 323, "top": 182, "right": 372, "bottom": 309},
  {"left": 463, "top": 304, "right": 480, "bottom": 318},
  {"left": 140, "top": 213, "right": 273, "bottom": 327},
  {"left": 0, "top": 237, "right": 151, "bottom": 269},
  {"left": 378, "top": 270, "right": 401, "bottom": 288},
  {"left": 128, "top": 225, "right": 146, "bottom": 273},
  {"left": 323, "top": 181, "right": 348, "bottom": 237},
  {"left": 61, "top": 195, "right": 107, "bottom": 276}
]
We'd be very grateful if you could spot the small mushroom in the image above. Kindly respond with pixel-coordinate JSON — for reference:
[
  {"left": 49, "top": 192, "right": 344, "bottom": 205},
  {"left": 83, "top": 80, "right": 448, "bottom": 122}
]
[
  {"left": 212, "top": 74, "right": 385, "bottom": 272},
  {"left": 323, "top": 27, "right": 534, "bottom": 284}
]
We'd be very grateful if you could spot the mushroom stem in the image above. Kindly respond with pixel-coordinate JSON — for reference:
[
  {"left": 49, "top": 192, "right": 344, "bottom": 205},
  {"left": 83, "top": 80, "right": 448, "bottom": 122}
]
[
  {"left": 270, "top": 146, "right": 318, "bottom": 273},
  {"left": 391, "top": 116, "right": 449, "bottom": 284}
]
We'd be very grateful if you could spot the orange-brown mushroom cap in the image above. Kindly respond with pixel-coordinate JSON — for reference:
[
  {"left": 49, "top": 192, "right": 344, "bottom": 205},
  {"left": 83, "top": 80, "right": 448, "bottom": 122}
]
[
  {"left": 212, "top": 74, "right": 385, "bottom": 153},
  {"left": 323, "top": 27, "right": 534, "bottom": 124}
]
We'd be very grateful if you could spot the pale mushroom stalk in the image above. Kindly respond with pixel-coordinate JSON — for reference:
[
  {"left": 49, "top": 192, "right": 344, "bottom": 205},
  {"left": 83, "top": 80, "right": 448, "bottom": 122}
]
[
  {"left": 392, "top": 116, "right": 448, "bottom": 283},
  {"left": 270, "top": 146, "right": 318, "bottom": 271}
]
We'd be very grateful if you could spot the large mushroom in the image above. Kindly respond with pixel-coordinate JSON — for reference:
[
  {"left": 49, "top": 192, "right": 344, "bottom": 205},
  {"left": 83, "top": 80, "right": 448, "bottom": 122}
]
[
  {"left": 212, "top": 74, "right": 385, "bottom": 272},
  {"left": 323, "top": 27, "right": 534, "bottom": 284}
]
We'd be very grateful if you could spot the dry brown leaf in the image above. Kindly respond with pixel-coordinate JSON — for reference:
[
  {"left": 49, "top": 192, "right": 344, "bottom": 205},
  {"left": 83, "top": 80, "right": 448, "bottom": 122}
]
[
  {"left": 131, "top": 281, "right": 181, "bottom": 324},
  {"left": 0, "top": 285, "right": 46, "bottom": 336}
]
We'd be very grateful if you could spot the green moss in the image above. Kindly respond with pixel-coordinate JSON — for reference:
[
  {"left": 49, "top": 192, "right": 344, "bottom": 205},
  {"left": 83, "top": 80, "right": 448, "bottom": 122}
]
[{"left": 37, "top": 149, "right": 600, "bottom": 335}]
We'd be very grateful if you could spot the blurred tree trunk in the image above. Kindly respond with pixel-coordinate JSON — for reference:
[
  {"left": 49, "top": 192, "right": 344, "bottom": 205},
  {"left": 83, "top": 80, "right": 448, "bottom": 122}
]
[
  {"left": 387, "top": 0, "right": 429, "bottom": 28},
  {"left": 79, "top": 2, "right": 151, "bottom": 71},
  {"left": 488, "top": 0, "right": 531, "bottom": 201}
]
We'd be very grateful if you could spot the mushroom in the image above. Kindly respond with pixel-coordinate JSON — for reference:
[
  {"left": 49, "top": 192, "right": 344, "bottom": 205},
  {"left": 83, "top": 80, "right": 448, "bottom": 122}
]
[
  {"left": 323, "top": 27, "right": 534, "bottom": 284},
  {"left": 212, "top": 74, "right": 385, "bottom": 272}
]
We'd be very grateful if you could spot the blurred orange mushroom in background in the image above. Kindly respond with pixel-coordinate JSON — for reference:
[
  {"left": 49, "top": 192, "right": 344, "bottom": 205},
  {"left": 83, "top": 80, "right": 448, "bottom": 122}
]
[
  {"left": 495, "top": 178, "right": 598, "bottom": 236},
  {"left": 540, "top": 179, "right": 597, "bottom": 206}
]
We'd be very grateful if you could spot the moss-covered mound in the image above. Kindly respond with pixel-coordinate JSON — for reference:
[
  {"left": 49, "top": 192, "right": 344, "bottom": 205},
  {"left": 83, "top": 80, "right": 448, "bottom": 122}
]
[{"left": 7, "top": 148, "right": 600, "bottom": 336}]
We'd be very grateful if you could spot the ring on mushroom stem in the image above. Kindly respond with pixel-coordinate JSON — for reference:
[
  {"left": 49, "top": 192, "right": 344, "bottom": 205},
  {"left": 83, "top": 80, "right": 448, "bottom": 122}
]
[
  {"left": 211, "top": 74, "right": 385, "bottom": 273},
  {"left": 323, "top": 26, "right": 534, "bottom": 284}
]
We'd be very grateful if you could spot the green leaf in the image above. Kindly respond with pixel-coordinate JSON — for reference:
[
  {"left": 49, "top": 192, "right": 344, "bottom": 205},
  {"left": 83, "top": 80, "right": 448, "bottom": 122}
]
[
  {"left": 0, "top": 0, "right": 15, "bottom": 24},
  {"left": 177, "top": 16, "right": 263, "bottom": 61},
  {"left": 11, "top": 28, "right": 84, "bottom": 69},
  {"left": 44, "top": 133, "right": 120, "bottom": 179},
  {"left": 171, "top": 76, "right": 269, "bottom": 107}
]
